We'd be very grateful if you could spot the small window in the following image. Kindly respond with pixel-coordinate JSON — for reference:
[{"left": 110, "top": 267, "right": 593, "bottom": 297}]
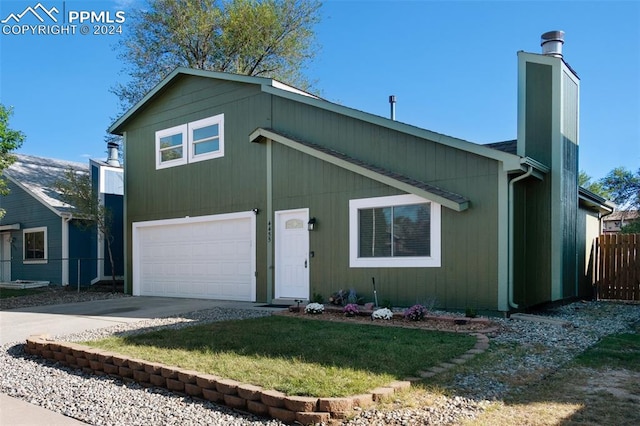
[
  {"left": 24, "top": 227, "right": 47, "bottom": 263},
  {"left": 156, "top": 124, "right": 187, "bottom": 169},
  {"left": 189, "top": 114, "right": 224, "bottom": 163},
  {"left": 155, "top": 115, "right": 225, "bottom": 170},
  {"left": 349, "top": 194, "right": 441, "bottom": 268}
]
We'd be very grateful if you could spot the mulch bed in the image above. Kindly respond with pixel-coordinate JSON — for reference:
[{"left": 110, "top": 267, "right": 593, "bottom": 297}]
[{"left": 275, "top": 305, "right": 498, "bottom": 333}]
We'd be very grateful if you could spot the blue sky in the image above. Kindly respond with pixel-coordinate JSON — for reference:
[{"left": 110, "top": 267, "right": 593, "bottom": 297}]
[{"left": 1, "top": 0, "right": 638, "bottom": 180}]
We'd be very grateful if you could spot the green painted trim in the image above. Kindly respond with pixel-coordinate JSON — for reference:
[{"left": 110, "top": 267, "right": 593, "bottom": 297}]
[
  {"left": 250, "top": 128, "right": 469, "bottom": 212},
  {"left": 497, "top": 169, "right": 509, "bottom": 312},
  {"left": 122, "top": 131, "right": 130, "bottom": 295},
  {"left": 550, "top": 57, "right": 563, "bottom": 302},
  {"left": 266, "top": 139, "right": 273, "bottom": 303}
]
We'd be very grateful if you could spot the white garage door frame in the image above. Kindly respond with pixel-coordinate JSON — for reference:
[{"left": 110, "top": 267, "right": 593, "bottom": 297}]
[{"left": 132, "top": 211, "right": 256, "bottom": 301}]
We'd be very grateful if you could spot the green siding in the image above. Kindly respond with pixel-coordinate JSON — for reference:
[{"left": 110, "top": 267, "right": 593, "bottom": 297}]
[
  {"left": 561, "top": 73, "right": 579, "bottom": 298},
  {"left": 121, "top": 75, "right": 505, "bottom": 310},
  {"left": 269, "top": 101, "right": 502, "bottom": 310},
  {"left": 524, "top": 62, "right": 553, "bottom": 167},
  {"left": 515, "top": 53, "right": 582, "bottom": 307},
  {"left": 513, "top": 179, "right": 552, "bottom": 306},
  {"left": 122, "top": 76, "right": 271, "bottom": 301}
]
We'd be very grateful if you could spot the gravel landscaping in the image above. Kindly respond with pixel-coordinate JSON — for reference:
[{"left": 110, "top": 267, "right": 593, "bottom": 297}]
[{"left": 1, "top": 288, "right": 639, "bottom": 425}]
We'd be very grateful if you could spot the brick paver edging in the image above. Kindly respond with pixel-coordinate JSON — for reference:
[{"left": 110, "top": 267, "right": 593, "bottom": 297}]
[{"left": 24, "top": 333, "right": 489, "bottom": 424}]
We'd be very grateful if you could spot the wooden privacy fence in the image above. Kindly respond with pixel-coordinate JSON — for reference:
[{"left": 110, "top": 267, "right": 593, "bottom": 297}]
[{"left": 593, "top": 233, "right": 640, "bottom": 301}]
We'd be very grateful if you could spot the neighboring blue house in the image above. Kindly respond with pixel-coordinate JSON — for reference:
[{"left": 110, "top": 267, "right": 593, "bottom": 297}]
[{"left": 0, "top": 148, "right": 124, "bottom": 286}]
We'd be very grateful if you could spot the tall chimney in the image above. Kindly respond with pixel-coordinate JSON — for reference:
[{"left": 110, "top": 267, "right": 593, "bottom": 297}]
[
  {"left": 389, "top": 95, "right": 396, "bottom": 120},
  {"left": 106, "top": 141, "right": 120, "bottom": 167},
  {"left": 541, "top": 30, "right": 565, "bottom": 58}
]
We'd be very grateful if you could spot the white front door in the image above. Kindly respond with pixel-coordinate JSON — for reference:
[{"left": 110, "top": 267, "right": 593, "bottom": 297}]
[
  {"left": 1, "top": 234, "right": 11, "bottom": 282},
  {"left": 275, "top": 209, "right": 309, "bottom": 300}
]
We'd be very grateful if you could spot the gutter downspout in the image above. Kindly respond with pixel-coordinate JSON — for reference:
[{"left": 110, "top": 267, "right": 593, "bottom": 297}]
[{"left": 508, "top": 166, "right": 533, "bottom": 309}]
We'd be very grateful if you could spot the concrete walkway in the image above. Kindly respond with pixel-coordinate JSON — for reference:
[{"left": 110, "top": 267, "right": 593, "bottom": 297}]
[{"left": 0, "top": 296, "right": 279, "bottom": 425}]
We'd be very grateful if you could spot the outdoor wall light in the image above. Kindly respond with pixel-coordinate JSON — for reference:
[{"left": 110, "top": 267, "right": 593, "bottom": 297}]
[
  {"left": 307, "top": 217, "right": 316, "bottom": 231},
  {"left": 252, "top": 208, "right": 260, "bottom": 215}
]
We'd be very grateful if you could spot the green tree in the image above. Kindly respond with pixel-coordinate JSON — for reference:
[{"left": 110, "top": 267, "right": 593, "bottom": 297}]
[
  {"left": 620, "top": 220, "right": 640, "bottom": 234},
  {"left": 56, "top": 169, "right": 119, "bottom": 291},
  {"left": 0, "top": 104, "right": 26, "bottom": 218},
  {"left": 578, "top": 170, "right": 610, "bottom": 199},
  {"left": 601, "top": 167, "right": 640, "bottom": 210},
  {"left": 113, "top": 0, "right": 321, "bottom": 110}
]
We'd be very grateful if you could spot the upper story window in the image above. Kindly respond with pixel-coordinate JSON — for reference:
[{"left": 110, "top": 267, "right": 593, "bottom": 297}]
[
  {"left": 189, "top": 114, "right": 224, "bottom": 163},
  {"left": 349, "top": 194, "right": 441, "bottom": 268},
  {"left": 24, "top": 227, "right": 47, "bottom": 263},
  {"left": 156, "top": 124, "right": 187, "bottom": 169},
  {"left": 155, "top": 114, "right": 224, "bottom": 169}
]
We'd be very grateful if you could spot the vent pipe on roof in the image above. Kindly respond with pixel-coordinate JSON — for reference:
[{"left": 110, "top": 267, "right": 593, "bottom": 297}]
[
  {"left": 541, "top": 30, "right": 565, "bottom": 58},
  {"left": 389, "top": 95, "right": 396, "bottom": 121},
  {"left": 106, "top": 141, "right": 120, "bottom": 167}
]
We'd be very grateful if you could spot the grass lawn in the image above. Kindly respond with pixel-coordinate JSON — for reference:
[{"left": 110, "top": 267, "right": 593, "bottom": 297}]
[
  {"left": 0, "top": 287, "right": 47, "bottom": 299},
  {"left": 462, "top": 326, "right": 640, "bottom": 426},
  {"left": 83, "top": 315, "right": 476, "bottom": 397}
]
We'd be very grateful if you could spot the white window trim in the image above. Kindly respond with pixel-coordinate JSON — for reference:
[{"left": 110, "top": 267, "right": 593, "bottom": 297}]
[
  {"left": 23, "top": 226, "right": 48, "bottom": 264},
  {"left": 349, "top": 194, "right": 441, "bottom": 268},
  {"left": 188, "top": 113, "right": 224, "bottom": 163},
  {"left": 155, "top": 114, "right": 225, "bottom": 170},
  {"left": 155, "top": 123, "right": 187, "bottom": 169}
]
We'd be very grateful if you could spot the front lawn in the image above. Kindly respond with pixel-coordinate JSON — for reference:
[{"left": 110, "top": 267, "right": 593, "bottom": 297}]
[
  {"left": 83, "top": 315, "right": 476, "bottom": 397},
  {"left": 0, "top": 287, "right": 47, "bottom": 299}
]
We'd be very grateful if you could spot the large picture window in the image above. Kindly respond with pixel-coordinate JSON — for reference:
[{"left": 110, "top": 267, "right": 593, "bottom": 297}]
[
  {"left": 23, "top": 227, "right": 47, "bottom": 263},
  {"left": 155, "top": 114, "right": 224, "bottom": 169},
  {"left": 349, "top": 194, "right": 441, "bottom": 268}
]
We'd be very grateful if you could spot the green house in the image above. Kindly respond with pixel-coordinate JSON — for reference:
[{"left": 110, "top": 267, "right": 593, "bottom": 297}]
[{"left": 109, "top": 34, "right": 610, "bottom": 313}]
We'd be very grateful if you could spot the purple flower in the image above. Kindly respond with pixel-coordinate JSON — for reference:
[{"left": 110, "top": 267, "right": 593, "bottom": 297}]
[
  {"left": 403, "top": 304, "right": 427, "bottom": 321},
  {"left": 343, "top": 303, "right": 359, "bottom": 316}
]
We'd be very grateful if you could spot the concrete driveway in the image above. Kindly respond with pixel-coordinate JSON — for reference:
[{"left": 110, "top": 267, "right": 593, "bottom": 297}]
[
  {"left": 0, "top": 296, "right": 276, "bottom": 425},
  {"left": 0, "top": 296, "right": 270, "bottom": 345}
]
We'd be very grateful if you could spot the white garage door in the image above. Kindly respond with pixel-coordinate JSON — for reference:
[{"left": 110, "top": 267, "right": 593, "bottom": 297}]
[{"left": 132, "top": 212, "right": 256, "bottom": 301}]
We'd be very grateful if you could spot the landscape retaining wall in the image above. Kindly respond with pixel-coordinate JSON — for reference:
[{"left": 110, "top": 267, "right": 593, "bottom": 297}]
[{"left": 24, "top": 335, "right": 414, "bottom": 424}]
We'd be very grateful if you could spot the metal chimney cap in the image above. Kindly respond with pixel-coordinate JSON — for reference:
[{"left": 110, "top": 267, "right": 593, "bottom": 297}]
[{"left": 541, "top": 30, "right": 565, "bottom": 58}]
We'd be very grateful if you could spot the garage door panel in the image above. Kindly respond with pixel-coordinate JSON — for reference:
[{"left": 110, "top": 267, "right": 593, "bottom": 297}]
[{"left": 133, "top": 214, "right": 255, "bottom": 301}]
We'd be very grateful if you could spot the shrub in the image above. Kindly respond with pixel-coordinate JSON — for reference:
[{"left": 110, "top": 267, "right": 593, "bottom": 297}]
[
  {"left": 328, "top": 289, "right": 348, "bottom": 306},
  {"left": 311, "top": 292, "right": 324, "bottom": 304},
  {"left": 404, "top": 304, "right": 428, "bottom": 321}
]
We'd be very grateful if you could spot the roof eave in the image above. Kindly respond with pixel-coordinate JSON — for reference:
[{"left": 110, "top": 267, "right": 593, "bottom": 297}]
[
  {"left": 250, "top": 128, "right": 469, "bottom": 212},
  {"left": 3, "top": 173, "right": 68, "bottom": 217}
]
